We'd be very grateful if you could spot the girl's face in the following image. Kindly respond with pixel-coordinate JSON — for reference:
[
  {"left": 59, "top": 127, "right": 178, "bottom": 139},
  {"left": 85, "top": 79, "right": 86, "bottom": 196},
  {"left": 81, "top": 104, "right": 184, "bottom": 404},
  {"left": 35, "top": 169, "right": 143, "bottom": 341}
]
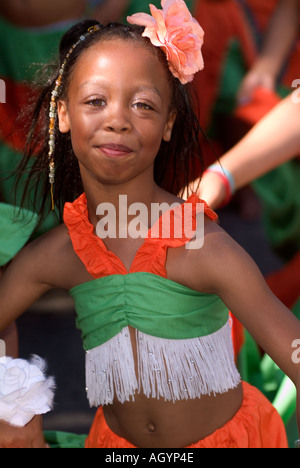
[{"left": 58, "top": 38, "right": 177, "bottom": 187}]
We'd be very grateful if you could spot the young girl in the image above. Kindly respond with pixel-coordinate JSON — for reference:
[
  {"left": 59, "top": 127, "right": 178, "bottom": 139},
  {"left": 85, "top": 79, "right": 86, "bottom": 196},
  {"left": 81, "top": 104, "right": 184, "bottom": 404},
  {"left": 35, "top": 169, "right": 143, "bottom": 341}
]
[{"left": 0, "top": 0, "right": 299, "bottom": 449}]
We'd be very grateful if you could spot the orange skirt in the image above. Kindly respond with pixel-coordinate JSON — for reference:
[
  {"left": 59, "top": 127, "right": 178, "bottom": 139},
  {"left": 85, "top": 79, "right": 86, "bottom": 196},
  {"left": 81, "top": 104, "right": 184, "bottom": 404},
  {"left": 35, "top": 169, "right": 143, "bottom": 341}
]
[{"left": 85, "top": 382, "right": 288, "bottom": 448}]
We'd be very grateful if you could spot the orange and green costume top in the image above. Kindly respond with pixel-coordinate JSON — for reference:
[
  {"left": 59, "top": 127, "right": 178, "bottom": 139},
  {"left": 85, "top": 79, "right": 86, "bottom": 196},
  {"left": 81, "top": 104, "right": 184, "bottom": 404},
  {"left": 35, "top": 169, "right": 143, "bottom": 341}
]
[
  {"left": 64, "top": 193, "right": 241, "bottom": 407},
  {"left": 44, "top": 192, "right": 288, "bottom": 448}
]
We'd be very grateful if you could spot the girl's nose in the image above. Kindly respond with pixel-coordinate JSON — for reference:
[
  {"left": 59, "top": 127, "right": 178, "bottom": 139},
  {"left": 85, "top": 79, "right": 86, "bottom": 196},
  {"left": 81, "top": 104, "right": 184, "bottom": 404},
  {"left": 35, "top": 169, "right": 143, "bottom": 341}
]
[{"left": 104, "top": 104, "right": 132, "bottom": 133}]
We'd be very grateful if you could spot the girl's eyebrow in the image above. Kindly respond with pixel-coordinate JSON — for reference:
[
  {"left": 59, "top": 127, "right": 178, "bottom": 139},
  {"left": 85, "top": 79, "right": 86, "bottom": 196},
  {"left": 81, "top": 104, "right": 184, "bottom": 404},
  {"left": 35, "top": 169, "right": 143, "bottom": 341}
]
[
  {"left": 77, "top": 80, "right": 110, "bottom": 91},
  {"left": 77, "top": 80, "right": 162, "bottom": 99},
  {"left": 134, "top": 86, "right": 163, "bottom": 100}
]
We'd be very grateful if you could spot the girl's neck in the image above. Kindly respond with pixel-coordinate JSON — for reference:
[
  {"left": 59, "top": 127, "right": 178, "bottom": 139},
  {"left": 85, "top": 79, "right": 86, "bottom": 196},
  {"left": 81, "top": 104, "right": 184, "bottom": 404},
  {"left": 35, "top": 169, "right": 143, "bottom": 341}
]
[{"left": 82, "top": 176, "right": 163, "bottom": 230}]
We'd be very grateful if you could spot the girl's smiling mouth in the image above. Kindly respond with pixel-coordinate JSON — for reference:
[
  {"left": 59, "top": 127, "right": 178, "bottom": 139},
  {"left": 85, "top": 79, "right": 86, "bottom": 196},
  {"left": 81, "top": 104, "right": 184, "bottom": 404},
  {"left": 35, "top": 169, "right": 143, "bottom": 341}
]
[{"left": 98, "top": 144, "right": 133, "bottom": 158}]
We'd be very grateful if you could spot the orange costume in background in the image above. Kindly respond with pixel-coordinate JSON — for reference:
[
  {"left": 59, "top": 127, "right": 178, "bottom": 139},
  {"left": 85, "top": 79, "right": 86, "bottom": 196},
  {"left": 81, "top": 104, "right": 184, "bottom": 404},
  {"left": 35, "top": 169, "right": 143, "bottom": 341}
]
[
  {"left": 193, "top": 0, "right": 256, "bottom": 133},
  {"left": 245, "top": 0, "right": 300, "bottom": 91}
]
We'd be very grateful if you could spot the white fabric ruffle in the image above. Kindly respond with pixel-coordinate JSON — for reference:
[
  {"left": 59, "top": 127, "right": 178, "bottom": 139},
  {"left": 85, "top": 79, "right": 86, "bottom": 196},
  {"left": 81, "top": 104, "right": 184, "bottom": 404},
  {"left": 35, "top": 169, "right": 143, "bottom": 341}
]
[{"left": 0, "top": 355, "right": 55, "bottom": 427}]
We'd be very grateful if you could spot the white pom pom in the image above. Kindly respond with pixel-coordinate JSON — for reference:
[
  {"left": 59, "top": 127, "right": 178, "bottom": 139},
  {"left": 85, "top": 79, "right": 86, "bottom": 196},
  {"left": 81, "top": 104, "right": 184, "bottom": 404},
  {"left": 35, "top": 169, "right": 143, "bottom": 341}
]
[{"left": 0, "top": 356, "right": 55, "bottom": 427}]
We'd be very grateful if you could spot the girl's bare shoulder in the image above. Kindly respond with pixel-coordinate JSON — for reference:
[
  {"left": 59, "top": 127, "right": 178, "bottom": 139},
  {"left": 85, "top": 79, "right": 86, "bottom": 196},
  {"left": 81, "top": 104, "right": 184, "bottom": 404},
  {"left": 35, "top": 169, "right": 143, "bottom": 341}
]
[
  {"left": 25, "top": 223, "right": 72, "bottom": 261},
  {"left": 170, "top": 215, "right": 250, "bottom": 294},
  {"left": 17, "top": 223, "right": 92, "bottom": 290}
]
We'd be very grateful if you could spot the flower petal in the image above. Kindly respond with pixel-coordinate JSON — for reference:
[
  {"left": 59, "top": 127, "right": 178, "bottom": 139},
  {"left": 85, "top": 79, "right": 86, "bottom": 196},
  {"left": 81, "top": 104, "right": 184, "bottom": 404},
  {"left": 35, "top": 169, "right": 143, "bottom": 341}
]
[
  {"left": 149, "top": 5, "right": 167, "bottom": 39},
  {"left": 128, "top": 0, "right": 204, "bottom": 84},
  {"left": 127, "top": 12, "right": 156, "bottom": 28}
]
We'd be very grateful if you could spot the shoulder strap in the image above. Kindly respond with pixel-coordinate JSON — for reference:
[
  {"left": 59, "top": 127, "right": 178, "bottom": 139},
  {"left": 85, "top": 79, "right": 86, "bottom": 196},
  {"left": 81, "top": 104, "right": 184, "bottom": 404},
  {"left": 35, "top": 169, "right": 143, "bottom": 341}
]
[{"left": 64, "top": 193, "right": 218, "bottom": 279}]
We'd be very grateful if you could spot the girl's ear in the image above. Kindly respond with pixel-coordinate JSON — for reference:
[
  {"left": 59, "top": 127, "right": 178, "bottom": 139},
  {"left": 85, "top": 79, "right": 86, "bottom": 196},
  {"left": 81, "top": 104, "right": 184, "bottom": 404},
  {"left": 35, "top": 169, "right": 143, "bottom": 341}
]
[
  {"left": 163, "top": 109, "right": 177, "bottom": 142},
  {"left": 57, "top": 100, "right": 70, "bottom": 133}
]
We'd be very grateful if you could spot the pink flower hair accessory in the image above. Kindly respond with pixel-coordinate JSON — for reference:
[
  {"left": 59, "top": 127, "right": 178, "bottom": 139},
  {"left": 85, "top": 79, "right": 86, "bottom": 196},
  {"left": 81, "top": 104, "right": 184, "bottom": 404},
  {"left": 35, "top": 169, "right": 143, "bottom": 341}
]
[{"left": 127, "top": 0, "right": 204, "bottom": 85}]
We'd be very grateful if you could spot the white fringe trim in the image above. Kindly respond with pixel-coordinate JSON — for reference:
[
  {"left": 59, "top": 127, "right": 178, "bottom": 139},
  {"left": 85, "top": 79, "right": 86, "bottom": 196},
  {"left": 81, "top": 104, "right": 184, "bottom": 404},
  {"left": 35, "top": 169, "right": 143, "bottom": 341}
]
[
  {"left": 85, "top": 321, "right": 241, "bottom": 407},
  {"left": 86, "top": 328, "right": 138, "bottom": 406}
]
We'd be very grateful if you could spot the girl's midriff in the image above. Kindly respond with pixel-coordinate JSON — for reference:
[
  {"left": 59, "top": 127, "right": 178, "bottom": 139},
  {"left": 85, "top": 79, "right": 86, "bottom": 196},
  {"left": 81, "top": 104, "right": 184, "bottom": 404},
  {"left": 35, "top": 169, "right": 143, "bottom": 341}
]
[
  {"left": 102, "top": 384, "right": 244, "bottom": 448},
  {"left": 89, "top": 325, "right": 244, "bottom": 448},
  {"left": 84, "top": 325, "right": 287, "bottom": 449}
]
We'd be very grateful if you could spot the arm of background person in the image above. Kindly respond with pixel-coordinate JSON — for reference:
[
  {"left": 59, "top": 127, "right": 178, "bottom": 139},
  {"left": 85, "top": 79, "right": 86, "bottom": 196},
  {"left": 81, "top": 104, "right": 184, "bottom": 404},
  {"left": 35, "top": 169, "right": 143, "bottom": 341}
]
[
  {"left": 196, "top": 93, "right": 300, "bottom": 208},
  {"left": 238, "top": 0, "right": 299, "bottom": 103}
]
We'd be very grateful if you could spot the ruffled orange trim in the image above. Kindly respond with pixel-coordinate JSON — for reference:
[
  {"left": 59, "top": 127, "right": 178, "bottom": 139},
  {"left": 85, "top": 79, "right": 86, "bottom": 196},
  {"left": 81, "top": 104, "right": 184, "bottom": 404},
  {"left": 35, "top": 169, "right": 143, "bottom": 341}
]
[{"left": 64, "top": 193, "right": 217, "bottom": 279}]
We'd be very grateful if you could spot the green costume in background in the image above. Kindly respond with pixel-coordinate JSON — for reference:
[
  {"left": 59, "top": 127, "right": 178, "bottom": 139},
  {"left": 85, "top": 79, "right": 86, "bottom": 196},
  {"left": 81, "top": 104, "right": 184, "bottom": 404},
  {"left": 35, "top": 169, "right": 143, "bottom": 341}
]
[{"left": 0, "top": 16, "right": 70, "bottom": 264}]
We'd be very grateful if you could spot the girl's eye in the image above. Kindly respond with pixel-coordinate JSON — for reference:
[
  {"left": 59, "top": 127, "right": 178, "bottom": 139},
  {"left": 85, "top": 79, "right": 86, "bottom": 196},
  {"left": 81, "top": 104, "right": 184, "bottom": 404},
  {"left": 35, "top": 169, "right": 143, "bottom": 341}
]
[
  {"left": 87, "top": 98, "right": 106, "bottom": 107},
  {"left": 133, "top": 102, "right": 153, "bottom": 111}
]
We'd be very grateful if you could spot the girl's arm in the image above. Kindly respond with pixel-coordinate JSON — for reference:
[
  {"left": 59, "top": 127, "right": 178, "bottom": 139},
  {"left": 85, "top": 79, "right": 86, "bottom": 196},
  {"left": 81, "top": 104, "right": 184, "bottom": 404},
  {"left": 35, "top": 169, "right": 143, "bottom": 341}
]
[
  {"left": 0, "top": 323, "right": 18, "bottom": 358},
  {"left": 196, "top": 94, "right": 300, "bottom": 208},
  {"left": 0, "top": 267, "right": 18, "bottom": 357},
  {"left": 0, "top": 416, "right": 47, "bottom": 449},
  {"left": 0, "top": 242, "right": 52, "bottom": 333},
  {"left": 196, "top": 224, "right": 300, "bottom": 433},
  {"left": 0, "top": 239, "right": 55, "bottom": 448}
]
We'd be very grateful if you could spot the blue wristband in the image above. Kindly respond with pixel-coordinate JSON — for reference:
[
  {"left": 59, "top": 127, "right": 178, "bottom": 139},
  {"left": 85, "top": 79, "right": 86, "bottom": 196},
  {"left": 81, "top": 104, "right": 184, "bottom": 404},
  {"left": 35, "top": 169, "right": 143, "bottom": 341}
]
[{"left": 207, "top": 164, "right": 236, "bottom": 196}]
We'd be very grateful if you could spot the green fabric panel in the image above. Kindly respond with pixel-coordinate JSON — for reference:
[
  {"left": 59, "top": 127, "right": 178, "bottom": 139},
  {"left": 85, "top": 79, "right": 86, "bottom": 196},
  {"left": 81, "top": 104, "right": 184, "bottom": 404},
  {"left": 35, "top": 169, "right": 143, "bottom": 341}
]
[
  {"left": 212, "top": 39, "right": 248, "bottom": 118},
  {"left": 0, "top": 16, "right": 74, "bottom": 83},
  {"left": 70, "top": 272, "right": 229, "bottom": 351},
  {"left": 0, "top": 142, "right": 31, "bottom": 207},
  {"left": 238, "top": 330, "right": 298, "bottom": 447},
  {"left": 293, "top": 298, "right": 300, "bottom": 320},
  {"left": 0, "top": 203, "right": 38, "bottom": 265},
  {"left": 0, "top": 143, "right": 60, "bottom": 238},
  {"left": 45, "top": 431, "right": 87, "bottom": 449},
  {"left": 252, "top": 160, "right": 300, "bottom": 258}
]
